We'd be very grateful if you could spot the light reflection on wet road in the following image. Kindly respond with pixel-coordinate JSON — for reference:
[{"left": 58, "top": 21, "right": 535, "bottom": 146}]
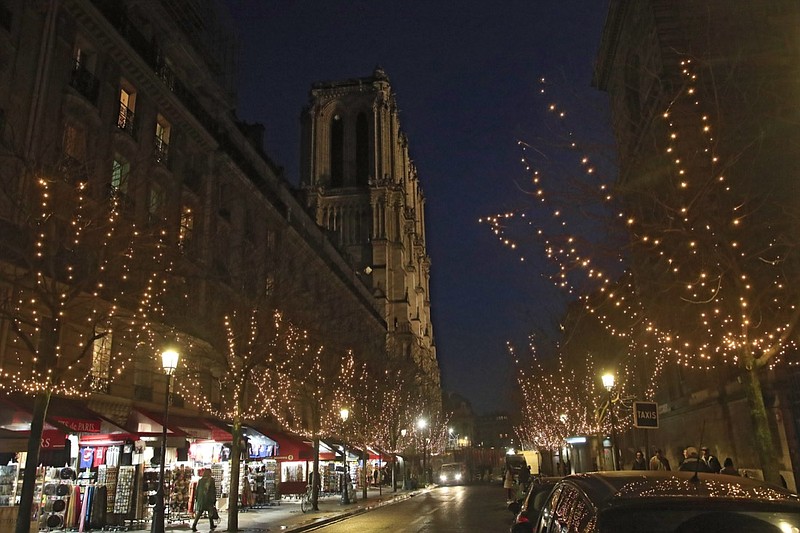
[{"left": 309, "top": 484, "right": 510, "bottom": 532}]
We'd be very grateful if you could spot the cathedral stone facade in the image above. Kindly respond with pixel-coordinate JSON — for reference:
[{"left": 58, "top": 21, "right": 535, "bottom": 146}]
[{"left": 300, "top": 68, "right": 440, "bottom": 403}]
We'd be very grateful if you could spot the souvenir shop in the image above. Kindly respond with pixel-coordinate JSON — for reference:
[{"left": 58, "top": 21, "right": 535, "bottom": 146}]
[
  {"left": 0, "top": 395, "right": 126, "bottom": 531},
  {"left": 0, "top": 399, "right": 250, "bottom": 531}
]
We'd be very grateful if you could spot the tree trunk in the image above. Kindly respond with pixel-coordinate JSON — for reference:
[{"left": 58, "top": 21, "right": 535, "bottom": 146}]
[
  {"left": 312, "top": 436, "right": 320, "bottom": 511},
  {"left": 16, "top": 390, "right": 51, "bottom": 533},
  {"left": 742, "top": 365, "right": 780, "bottom": 485},
  {"left": 228, "top": 412, "right": 242, "bottom": 531},
  {"left": 362, "top": 449, "right": 367, "bottom": 500}
]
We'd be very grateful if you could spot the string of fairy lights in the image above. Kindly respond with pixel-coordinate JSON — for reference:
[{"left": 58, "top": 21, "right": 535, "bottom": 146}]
[
  {"left": 0, "top": 169, "right": 160, "bottom": 396},
  {"left": 489, "top": 57, "right": 800, "bottom": 442}
]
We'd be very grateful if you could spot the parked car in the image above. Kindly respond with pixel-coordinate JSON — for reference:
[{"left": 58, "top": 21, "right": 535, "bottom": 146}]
[
  {"left": 509, "top": 476, "right": 562, "bottom": 533},
  {"left": 533, "top": 471, "right": 800, "bottom": 533}
]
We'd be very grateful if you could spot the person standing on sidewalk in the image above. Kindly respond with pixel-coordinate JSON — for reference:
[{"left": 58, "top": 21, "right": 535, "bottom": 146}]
[{"left": 504, "top": 469, "right": 515, "bottom": 500}]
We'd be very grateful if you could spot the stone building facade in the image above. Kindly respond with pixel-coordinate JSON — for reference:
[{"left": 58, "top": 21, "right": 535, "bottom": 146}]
[
  {"left": 299, "top": 68, "right": 441, "bottom": 408},
  {"left": 0, "top": 0, "right": 386, "bottom": 435}
]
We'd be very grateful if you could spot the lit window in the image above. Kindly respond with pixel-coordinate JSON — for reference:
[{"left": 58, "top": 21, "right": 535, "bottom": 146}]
[
  {"left": 117, "top": 84, "right": 137, "bottom": 134},
  {"left": 111, "top": 155, "right": 130, "bottom": 193},
  {"left": 179, "top": 205, "right": 194, "bottom": 250}
]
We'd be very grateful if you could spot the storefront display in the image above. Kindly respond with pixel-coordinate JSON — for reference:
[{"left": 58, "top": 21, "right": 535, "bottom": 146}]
[{"left": 0, "top": 464, "right": 18, "bottom": 506}]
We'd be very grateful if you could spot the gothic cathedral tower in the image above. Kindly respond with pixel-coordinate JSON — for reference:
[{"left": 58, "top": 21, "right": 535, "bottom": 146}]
[{"left": 300, "top": 68, "right": 441, "bottom": 407}]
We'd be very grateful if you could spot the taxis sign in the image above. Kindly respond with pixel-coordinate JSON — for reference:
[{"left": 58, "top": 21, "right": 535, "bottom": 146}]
[{"left": 633, "top": 402, "right": 658, "bottom": 429}]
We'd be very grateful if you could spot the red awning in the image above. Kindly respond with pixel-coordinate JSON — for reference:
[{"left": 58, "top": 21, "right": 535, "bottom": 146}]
[
  {"left": 0, "top": 394, "right": 94, "bottom": 434},
  {"left": 205, "top": 419, "right": 233, "bottom": 442},
  {"left": 264, "top": 430, "right": 314, "bottom": 461},
  {"left": 131, "top": 408, "right": 233, "bottom": 441}
]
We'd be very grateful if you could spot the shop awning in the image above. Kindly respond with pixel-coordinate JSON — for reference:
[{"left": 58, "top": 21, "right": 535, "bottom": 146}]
[
  {"left": 131, "top": 408, "right": 216, "bottom": 439},
  {"left": 0, "top": 394, "right": 105, "bottom": 434},
  {"left": 205, "top": 418, "right": 233, "bottom": 442},
  {"left": 0, "top": 427, "right": 32, "bottom": 453},
  {"left": 263, "top": 429, "right": 314, "bottom": 461}
]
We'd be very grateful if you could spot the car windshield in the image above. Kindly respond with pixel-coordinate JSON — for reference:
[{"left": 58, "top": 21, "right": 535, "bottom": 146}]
[{"left": 600, "top": 507, "right": 800, "bottom": 533}]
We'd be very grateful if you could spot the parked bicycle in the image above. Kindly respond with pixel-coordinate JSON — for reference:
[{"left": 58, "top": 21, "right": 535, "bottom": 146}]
[{"left": 300, "top": 484, "right": 313, "bottom": 513}]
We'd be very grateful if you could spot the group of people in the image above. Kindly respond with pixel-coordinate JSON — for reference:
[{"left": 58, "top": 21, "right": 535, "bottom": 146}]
[
  {"left": 630, "top": 447, "right": 738, "bottom": 475},
  {"left": 504, "top": 465, "right": 533, "bottom": 500}
]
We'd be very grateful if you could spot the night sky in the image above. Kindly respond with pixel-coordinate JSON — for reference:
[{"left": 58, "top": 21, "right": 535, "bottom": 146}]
[{"left": 226, "top": 1, "right": 612, "bottom": 414}]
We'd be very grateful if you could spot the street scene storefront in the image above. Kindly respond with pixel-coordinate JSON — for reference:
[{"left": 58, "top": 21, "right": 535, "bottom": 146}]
[{"left": 0, "top": 397, "right": 333, "bottom": 530}]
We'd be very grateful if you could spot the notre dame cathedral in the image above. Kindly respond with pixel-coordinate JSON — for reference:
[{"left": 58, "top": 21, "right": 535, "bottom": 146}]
[{"left": 300, "top": 67, "right": 441, "bottom": 407}]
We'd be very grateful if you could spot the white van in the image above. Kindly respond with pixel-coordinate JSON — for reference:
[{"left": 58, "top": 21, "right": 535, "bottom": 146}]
[{"left": 438, "top": 462, "right": 467, "bottom": 485}]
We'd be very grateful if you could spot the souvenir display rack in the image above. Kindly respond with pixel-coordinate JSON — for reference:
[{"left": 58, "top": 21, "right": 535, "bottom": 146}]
[
  {"left": 248, "top": 462, "right": 278, "bottom": 507},
  {"left": 0, "top": 464, "right": 18, "bottom": 507}
]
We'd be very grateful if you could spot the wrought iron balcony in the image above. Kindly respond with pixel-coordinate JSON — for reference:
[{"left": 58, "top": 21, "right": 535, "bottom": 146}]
[
  {"left": 117, "top": 104, "right": 138, "bottom": 138},
  {"left": 69, "top": 61, "right": 100, "bottom": 105}
]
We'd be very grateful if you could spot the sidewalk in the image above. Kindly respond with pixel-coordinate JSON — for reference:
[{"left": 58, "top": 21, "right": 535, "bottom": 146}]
[{"left": 129, "top": 485, "right": 431, "bottom": 532}]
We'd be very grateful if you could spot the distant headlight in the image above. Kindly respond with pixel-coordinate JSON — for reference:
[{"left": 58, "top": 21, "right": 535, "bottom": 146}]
[
  {"left": 440, "top": 474, "right": 447, "bottom": 481},
  {"left": 455, "top": 473, "right": 462, "bottom": 480}
]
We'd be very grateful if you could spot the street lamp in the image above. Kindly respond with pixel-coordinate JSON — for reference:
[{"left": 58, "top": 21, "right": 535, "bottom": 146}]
[
  {"left": 417, "top": 418, "right": 428, "bottom": 485},
  {"left": 601, "top": 372, "right": 619, "bottom": 471},
  {"left": 151, "top": 348, "right": 179, "bottom": 533},
  {"left": 340, "top": 408, "right": 350, "bottom": 504}
]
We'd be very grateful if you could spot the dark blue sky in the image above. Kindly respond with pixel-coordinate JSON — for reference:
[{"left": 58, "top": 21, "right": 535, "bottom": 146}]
[{"left": 226, "top": 1, "right": 612, "bottom": 414}]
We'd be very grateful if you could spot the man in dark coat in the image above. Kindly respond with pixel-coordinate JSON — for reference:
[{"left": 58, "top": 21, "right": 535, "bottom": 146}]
[
  {"left": 701, "top": 447, "right": 722, "bottom": 473},
  {"left": 678, "top": 447, "right": 711, "bottom": 473},
  {"left": 632, "top": 450, "right": 647, "bottom": 470}
]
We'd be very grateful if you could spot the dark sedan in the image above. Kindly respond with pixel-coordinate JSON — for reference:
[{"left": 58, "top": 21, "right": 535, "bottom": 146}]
[
  {"left": 534, "top": 471, "right": 800, "bottom": 533},
  {"left": 509, "top": 476, "right": 562, "bottom": 532}
]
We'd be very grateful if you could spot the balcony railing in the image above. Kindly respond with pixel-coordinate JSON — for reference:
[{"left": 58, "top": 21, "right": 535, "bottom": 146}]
[
  {"left": 69, "top": 61, "right": 100, "bottom": 105},
  {"left": 154, "top": 136, "right": 170, "bottom": 167},
  {"left": 117, "top": 104, "right": 138, "bottom": 138}
]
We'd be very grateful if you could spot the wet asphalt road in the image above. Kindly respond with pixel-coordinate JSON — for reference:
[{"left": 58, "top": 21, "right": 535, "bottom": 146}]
[{"left": 307, "top": 483, "right": 511, "bottom": 532}]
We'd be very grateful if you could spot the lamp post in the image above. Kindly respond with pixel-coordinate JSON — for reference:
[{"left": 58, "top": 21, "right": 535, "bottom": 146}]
[
  {"left": 417, "top": 418, "right": 428, "bottom": 485},
  {"left": 340, "top": 408, "right": 350, "bottom": 504},
  {"left": 400, "top": 429, "right": 407, "bottom": 490},
  {"left": 601, "top": 373, "right": 619, "bottom": 471},
  {"left": 151, "top": 348, "right": 179, "bottom": 533}
]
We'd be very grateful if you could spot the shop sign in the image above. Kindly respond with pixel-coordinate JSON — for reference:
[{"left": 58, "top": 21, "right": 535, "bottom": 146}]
[
  {"left": 42, "top": 430, "right": 67, "bottom": 449},
  {"left": 273, "top": 455, "right": 294, "bottom": 461},
  {"left": 52, "top": 416, "right": 101, "bottom": 433}
]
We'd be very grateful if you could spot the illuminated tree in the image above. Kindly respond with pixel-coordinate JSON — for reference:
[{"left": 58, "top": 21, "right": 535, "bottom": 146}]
[
  {"left": 510, "top": 338, "right": 604, "bottom": 451},
  {"left": 0, "top": 152, "right": 169, "bottom": 532},
  {"left": 489, "top": 58, "right": 800, "bottom": 483},
  {"left": 175, "top": 306, "right": 290, "bottom": 531}
]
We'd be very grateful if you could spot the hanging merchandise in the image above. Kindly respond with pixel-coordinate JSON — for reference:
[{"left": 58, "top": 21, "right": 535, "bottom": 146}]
[
  {"left": 170, "top": 465, "right": 192, "bottom": 518},
  {"left": 79, "top": 447, "right": 94, "bottom": 470}
]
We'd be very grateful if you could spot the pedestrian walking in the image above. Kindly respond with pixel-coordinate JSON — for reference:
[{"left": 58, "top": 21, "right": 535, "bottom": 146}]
[
  {"left": 192, "top": 469, "right": 217, "bottom": 531},
  {"left": 719, "top": 457, "right": 740, "bottom": 476},
  {"left": 632, "top": 450, "right": 647, "bottom": 470}
]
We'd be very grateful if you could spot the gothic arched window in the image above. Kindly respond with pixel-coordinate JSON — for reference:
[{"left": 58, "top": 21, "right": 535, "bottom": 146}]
[
  {"left": 356, "top": 112, "right": 370, "bottom": 186},
  {"left": 331, "top": 114, "right": 344, "bottom": 187}
]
